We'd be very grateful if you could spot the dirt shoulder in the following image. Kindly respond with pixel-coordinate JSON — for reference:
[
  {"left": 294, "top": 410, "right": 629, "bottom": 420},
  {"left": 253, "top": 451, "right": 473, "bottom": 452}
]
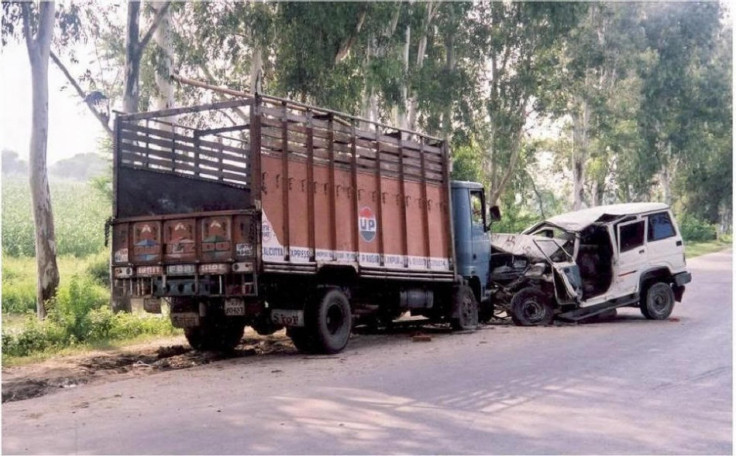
[
  {"left": 1, "top": 330, "right": 298, "bottom": 404},
  {"left": 2, "top": 314, "right": 528, "bottom": 405}
]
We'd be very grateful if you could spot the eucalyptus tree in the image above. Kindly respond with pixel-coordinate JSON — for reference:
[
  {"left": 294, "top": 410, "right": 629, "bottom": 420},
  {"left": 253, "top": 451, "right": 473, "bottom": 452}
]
[
  {"left": 637, "top": 2, "right": 722, "bottom": 207},
  {"left": 2, "top": 1, "right": 59, "bottom": 318},
  {"left": 670, "top": 19, "right": 732, "bottom": 225},
  {"left": 551, "top": 3, "right": 648, "bottom": 209},
  {"left": 122, "top": 0, "right": 170, "bottom": 113},
  {"left": 473, "top": 1, "right": 584, "bottom": 207}
]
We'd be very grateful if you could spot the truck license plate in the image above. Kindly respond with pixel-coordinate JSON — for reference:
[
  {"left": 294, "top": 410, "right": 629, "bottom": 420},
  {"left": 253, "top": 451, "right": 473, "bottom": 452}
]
[
  {"left": 166, "top": 264, "right": 196, "bottom": 276},
  {"left": 143, "top": 297, "right": 162, "bottom": 314},
  {"left": 170, "top": 312, "right": 200, "bottom": 328},
  {"left": 271, "top": 309, "right": 304, "bottom": 327},
  {"left": 224, "top": 299, "right": 245, "bottom": 316}
]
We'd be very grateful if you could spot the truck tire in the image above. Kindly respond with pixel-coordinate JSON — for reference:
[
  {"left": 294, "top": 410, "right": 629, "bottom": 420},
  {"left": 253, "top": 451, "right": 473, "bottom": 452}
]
[
  {"left": 185, "top": 317, "right": 245, "bottom": 352},
  {"left": 250, "top": 313, "right": 283, "bottom": 336},
  {"left": 478, "top": 300, "right": 495, "bottom": 324},
  {"left": 308, "top": 288, "right": 352, "bottom": 354},
  {"left": 640, "top": 282, "right": 675, "bottom": 320},
  {"left": 450, "top": 285, "right": 479, "bottom": 331},
  {"left": 510, "top": 287, "right": 554, "bottom": 326},
  {"left": 286, "top": 327, "right": 316, "bottom": 353}
]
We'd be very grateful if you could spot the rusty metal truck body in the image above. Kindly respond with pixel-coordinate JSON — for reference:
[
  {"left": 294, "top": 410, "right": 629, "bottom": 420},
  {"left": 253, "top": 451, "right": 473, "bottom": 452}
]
[{"left": 110, "top": 94, "right": 494, "bottom": 353}]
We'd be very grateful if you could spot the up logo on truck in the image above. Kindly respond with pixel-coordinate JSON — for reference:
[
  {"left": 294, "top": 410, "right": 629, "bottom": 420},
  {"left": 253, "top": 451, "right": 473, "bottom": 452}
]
[{"left": 359, "top": 206, "right": 377, "bottom": 242}]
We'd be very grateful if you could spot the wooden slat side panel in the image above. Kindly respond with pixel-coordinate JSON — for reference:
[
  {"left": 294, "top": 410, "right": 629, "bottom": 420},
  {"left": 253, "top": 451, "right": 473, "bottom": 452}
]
[{"left": 119, "top": 119, "right": 250, "bottom": 188}]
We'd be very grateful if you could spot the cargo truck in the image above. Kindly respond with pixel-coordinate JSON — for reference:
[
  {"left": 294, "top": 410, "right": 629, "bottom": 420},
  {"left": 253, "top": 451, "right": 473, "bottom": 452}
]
[{"left": 109, "top": 87, "right": 500, "bottom": 354}]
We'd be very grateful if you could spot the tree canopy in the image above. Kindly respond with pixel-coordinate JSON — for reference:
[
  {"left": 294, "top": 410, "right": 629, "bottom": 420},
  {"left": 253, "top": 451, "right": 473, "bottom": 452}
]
[{"left": 9, "top": 0, "right": 733, "bottom": 231}]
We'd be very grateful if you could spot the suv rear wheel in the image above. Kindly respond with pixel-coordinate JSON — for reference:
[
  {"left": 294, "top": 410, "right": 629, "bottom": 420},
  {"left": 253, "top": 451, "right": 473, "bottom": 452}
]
[{"left": 641, "top": 282, "right": 675, "bottom": 320}]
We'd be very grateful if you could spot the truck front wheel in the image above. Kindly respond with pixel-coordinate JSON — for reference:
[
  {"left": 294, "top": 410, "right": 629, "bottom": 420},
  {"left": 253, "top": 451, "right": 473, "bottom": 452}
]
[
  {"left": 641, "top": 282, "right": 675, "bottom": 320},
  {"left": 510, "top": 287, "right": 554, "bottom": 326},
  {"left": 450, "top": 285, "right": 479, "bottom": 331},
  {"left": 185, "top": 317, "right": 245, "bottom": 352}
]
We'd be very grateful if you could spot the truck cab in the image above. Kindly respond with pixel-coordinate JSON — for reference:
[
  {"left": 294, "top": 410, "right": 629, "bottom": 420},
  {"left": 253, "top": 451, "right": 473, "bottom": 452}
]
[{"left": 451, "top": 181, "right": 498, "bottom": 317}]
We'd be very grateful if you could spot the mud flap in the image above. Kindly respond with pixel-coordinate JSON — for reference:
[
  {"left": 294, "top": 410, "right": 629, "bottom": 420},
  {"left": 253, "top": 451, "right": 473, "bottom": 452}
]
[{"left": 271, "top": 309, "right": 305, "bottom": 327}]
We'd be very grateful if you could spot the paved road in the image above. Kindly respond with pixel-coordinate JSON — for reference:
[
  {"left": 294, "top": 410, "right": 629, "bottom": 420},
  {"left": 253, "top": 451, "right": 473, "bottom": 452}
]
[{"left": 3, "top": 250, "right": 732, "bottom": 454}]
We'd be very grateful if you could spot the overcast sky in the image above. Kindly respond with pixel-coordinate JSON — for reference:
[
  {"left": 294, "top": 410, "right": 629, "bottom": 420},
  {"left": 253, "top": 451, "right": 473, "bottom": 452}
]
[{"left": 1, "top": 43, "right": 105, "bottom": 164}]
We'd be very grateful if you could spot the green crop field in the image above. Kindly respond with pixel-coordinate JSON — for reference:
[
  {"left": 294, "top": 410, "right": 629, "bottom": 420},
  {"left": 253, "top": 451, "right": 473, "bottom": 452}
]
[
  {"left": 2, "top": 177, "right": 111, "bottom": 258},
  {"left": 1, "top": 177, "right": 179, "bottom": 361}
]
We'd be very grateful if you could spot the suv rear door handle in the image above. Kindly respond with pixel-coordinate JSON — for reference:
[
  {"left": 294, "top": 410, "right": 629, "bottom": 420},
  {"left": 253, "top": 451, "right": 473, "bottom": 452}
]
[
  {"left": 639, "top": 249, "right": 645, "bottom": 254},
  {"left": 676, "top": 240, "right": 682, "bottom": 246}
]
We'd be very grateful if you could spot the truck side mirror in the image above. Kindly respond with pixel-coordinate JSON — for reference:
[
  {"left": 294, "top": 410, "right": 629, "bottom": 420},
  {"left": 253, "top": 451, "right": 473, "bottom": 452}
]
[{"left": 489, "top": 206, "right": 501, "bottom": 222}]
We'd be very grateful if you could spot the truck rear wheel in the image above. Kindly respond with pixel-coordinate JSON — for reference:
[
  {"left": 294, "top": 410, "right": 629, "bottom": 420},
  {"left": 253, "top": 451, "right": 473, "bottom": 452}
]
[
  {"left": 450, "top": 285, "right": 479, "bottom": 331},
  {"left": 287, "top": 327, "right": 316, "bottom": 353},
  {"left": 641, "top": 282, "right": 675, "bottom": 320},
  {"left": 308, "top": 288, "right": 352, "bottom": 354},
  {"left": 510, "top": 287, "right": 554, "bottom": 326},
  {"left": 185, "top": 317, "right": 245, "bottom": 352}
]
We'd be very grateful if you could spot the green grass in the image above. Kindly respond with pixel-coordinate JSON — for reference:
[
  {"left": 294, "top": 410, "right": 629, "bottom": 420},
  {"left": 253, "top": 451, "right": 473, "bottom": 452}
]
[
  {"left": 685, "top": 236, "right": 732, "bottom": 258},
  {"left": 1, "top": 329, "right": 184, "bottom": 367},
  {"left": 2, "top": 253, "right": 109, "bottom": 314}
]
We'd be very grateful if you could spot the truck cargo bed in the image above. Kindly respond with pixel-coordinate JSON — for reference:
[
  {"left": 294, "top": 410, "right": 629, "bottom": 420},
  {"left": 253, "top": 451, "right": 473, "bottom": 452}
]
[{"left": 112, "top": 95, "right": 454, "bottom": 281}]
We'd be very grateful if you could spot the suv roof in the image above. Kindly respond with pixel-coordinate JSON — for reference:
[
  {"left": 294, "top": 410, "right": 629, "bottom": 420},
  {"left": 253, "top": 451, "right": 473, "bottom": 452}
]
[{"left": 542, "top": 203, "right": 670, "bottom": 232}]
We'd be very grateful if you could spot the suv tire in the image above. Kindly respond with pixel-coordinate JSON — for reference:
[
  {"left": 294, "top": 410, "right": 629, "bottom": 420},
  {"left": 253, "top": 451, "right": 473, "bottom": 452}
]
[
  {"left": 510, "top": 287, "right": 554, "bottom": 326},
  {"left": 641, "top": 282, "right": 675, "bottom": 320}
]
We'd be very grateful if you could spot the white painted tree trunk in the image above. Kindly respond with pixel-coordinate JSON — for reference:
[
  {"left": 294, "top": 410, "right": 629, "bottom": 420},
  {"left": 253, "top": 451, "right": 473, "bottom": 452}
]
[{"left": 24, "top": 1, "right": 60, "bottom": 319}]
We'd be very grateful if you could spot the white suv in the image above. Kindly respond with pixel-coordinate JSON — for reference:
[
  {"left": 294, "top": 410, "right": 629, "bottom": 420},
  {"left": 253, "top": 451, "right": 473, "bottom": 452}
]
[{"left": 489, "top": 203, "right": 692, "bottom": 325}]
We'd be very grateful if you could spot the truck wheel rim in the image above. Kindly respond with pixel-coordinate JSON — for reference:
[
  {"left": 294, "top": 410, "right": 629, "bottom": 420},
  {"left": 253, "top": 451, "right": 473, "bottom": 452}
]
[
  {"left": 462, "top": 294, "right": 474, "bottom": 322},
  {"left": 523, "top": 299, "right": 546, "bottom": 322},
  {"left": 326, "top": 302, "right": 345, "bottom": 335}
]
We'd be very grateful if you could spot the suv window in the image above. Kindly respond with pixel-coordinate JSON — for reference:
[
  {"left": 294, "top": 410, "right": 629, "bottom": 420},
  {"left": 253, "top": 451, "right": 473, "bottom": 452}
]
[
  {"left": 619, "top": 221, "right": 645, "bottom": 252},
  {"left": 648, "top": 212, "right": 676, "bottom": 241}
]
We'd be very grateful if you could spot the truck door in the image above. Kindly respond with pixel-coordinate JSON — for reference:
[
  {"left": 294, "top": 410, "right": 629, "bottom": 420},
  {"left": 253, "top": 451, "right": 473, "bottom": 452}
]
[
  {"left": 469, "top": 189, "right": 491, "bottom": 292},
  {"left": 614, "top": 219, "right": 648, "bottom": 296}
]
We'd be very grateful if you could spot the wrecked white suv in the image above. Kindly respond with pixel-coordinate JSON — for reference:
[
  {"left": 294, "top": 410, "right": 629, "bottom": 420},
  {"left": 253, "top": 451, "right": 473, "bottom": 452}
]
[{"left": 489, "top": 203, "right": 692, "bottom": 325}]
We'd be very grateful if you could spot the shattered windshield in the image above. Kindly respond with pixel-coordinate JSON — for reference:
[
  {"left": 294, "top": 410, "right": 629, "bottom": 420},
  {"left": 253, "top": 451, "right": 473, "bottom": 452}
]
[
  {"left": 526, "top": 223, "right": 575, "bottom": 261},
  {"left": 491, "top": 231, "right": 574, "bottom": 263}
]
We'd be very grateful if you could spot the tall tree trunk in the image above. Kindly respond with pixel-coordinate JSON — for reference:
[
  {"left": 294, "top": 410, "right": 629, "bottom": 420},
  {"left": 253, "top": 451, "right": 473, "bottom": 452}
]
[
  {"left": 659, "top": 143, "right": 674, "bottom": 206},
  {"left": 123, "top": 1, "right": 171, "bottom": 114},
  {"left": 398, "top": 23, "right": 410, "bottom": 130},
  {"left": 23, "top": 1, "right": 59, "bottom": 320},
  {"left": 442, "top": 30, "right": 455, "bottom": 139},
  {"left": 488, "top": 133, "right": 523, "bottom": 207},
  {"left": 152, "top": 1, "right": 173, "bottom": 111},
  {"left": 123, "top": 1, "right": 141, "bottom": 114},
  {"left": 407, "top": 2, "right": 437, "bottom": 131},
  {"left": 571, "top": 95, "right": 590, "bottom": 210},
  {"left": 250, "top": 43, "right": 263, "bottom": 94}
]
